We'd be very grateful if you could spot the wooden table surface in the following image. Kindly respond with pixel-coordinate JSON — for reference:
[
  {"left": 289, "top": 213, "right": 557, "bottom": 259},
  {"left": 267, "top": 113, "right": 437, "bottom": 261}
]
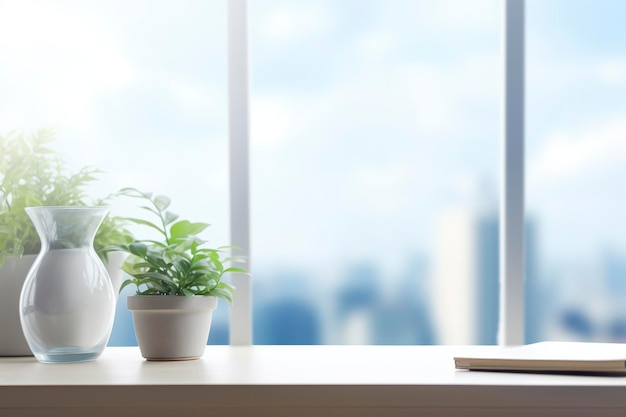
[{"left": 2, "top": 345, "right": 626, "bottom": 416}]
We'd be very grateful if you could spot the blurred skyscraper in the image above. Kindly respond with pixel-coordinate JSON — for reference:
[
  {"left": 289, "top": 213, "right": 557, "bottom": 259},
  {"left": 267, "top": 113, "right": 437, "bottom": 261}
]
[
  {"left": 252, "top": 269, "right": 322, "bottom": 344},
  {"left": 334, "top": 261, "right": 435, "bottom": 345},
  {"left": 334, "top": 263, "right": 380, "bottom": 344},
  {"left": 432, "top": 209, "right": 540, "bottom": 345},
  {"left": 602, "top": 252, "right": 626, "bottom": 297},
  {"left": 254, "top": 298, "right": 321, "bottom": 344}
]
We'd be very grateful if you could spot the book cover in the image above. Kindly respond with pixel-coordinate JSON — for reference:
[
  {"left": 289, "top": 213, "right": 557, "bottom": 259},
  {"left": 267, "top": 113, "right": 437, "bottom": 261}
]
[{"left": 454, "top": 341, "right": 626, "bottom": 374}]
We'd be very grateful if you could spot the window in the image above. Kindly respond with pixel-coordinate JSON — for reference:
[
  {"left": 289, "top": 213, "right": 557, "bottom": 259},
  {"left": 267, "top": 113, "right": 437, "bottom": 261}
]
[
  {"left": 5, "top": 0, "right": 612, "bottom": 347},
  {"left": 527, "top": 0, "right": 626, "bottom": 343},
  {"left": 0, "top": 0, "right": 230, "bottom": 345},
  {"left": 249, "top": 0, "right": 501, "bottom": 344}
]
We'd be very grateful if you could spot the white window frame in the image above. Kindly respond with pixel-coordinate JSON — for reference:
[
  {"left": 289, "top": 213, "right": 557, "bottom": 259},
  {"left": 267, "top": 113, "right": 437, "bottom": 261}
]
[
  {"left": 228, "top": 0, "right": 252, "bottom": 346},
  {"left": 500, "top": 0, "right": 525, "bottom": 346},
  {"left": 227, "top": 0, "right": 527, "bottom": 346}
]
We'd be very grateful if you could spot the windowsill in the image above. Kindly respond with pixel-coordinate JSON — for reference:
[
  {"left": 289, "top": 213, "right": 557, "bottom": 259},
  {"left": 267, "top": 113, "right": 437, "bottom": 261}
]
[{"left": 2, "top": 345, "right": 626, "bottom": 416}]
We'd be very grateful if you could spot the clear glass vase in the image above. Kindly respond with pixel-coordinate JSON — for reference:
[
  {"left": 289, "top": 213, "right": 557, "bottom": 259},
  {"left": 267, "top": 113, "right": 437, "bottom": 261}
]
[{"left": 20, "top": 206, "right": 116, "bottom": 363}]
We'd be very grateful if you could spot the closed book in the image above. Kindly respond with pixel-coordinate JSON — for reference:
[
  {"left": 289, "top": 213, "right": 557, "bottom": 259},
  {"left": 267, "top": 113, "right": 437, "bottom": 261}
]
[{"left": 454, "top": 342, "right": 626, "bottom": 374}]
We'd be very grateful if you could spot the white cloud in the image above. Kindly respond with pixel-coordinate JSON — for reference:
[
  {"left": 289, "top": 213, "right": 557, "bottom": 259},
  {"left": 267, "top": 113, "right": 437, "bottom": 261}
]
[
  {"left": 346, "top": 163, "right": 414, "bottom": 213},
  {"left": 167, "top": 77, "right": 224, "bottom": 120},
  {"left": 250, "top": 96, "right": 299, "bottom": 148},
  {"left": 410, "top": 0, "right": 500, "bottom": 32},
  {"left": 529, "top": 55, "right": 626, "bottom": 102},
  {"left": 530, "top": 117, "right": 626, "bottom": 187},
  {"left": 0, "top": 4, "right": 133, "bottom": 86},
  {"left": 0, "top": 2, "right": 134, "bottom": 131},
  {"left": 596, "top": 59, "right": 626, "bottom": 84},
  {"left": 325, "top": 56, "right": 497, "bottom": 137},
  {"left": 257, "top": 3, "right": 332, "bottom": 45},
  {"left": 354, "top": 32, "right": 397, "bottom": 61},
  {"left": 405, "top": 70, "right": 452, "bottom": 135}
]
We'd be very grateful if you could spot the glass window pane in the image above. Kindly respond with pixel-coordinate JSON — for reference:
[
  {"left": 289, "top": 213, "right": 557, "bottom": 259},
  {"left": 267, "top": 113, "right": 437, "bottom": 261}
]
[
  {"left": 0, "top": 0, "right": 229, "bottom": 345},
  {"left": 250, "top": 0, "right": 500, "bottom": 344},
  {"left": 527, "top": 0, "right": 626, "bottom": 342}
]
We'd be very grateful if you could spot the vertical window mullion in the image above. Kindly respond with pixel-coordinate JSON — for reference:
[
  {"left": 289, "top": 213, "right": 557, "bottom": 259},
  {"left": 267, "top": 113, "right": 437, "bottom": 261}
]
[
  {"left": 228, "top": 0, "right": 252, "bottom": 345},
  {"left": 500, "top": 0, "right": 525, "bottom": 346}
]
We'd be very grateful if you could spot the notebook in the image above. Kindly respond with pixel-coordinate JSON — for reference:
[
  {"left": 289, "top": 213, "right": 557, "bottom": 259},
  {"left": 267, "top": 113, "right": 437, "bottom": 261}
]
[{"left": 454, "top": 341, "right": 626, "bottom": 374}]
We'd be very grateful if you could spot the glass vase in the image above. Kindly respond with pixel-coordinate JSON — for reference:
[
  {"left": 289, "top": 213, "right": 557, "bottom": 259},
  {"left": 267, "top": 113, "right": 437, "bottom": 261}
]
[{"left": 20, "top": 206, "right": 116, "bottom": 363}]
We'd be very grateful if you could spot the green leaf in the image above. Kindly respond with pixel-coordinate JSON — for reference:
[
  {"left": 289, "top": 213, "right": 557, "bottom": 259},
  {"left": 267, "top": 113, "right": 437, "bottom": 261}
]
[
  {"left": 119, "top": 279, "right": 136, "bottom": 293},
  {"left": 223, "top": 267, "right": 248, "bottom": 274},
  {"left": 170, "top": 220, "right": 209, "bottom": 241},
  {"left": 145, "top": 254, "right": 168, "bottom": 269},
  {"left": 121, "top": 262, "right": 137, "bottom": 276},
  {"left": 173, "top": 258, "right": 191, "bottom": 273},
  {"left": 182, "top": 288, "right": 195, "bottom": 297},
  {"left": 128, "top": 242, "right": 148, "bottom": 258},
  {"left": 139, "top": 239, "right": 167, "bottom": 248},
  {"left": 164, "top": 211, "right": 179, "bottom": 225},
  {"left": 138, "top": 287, "right": 160, "bottom": 295},
  {"left": 118, "top": 187, "right": 152, "bottom": 200},
  {"left": 131, "top": 261, "right": 151, "bottom": 269},
  {"left": 211, "top": 257, "right": 224, "bottom": 273},
  {"left": 138, "top": 205, "right": 160, "bottom": 217},
  {"left": 134, "top": 271, "right": 174, "bottom": 282},
  {"left": 153, "top": 195, "right": 171, "bottom": 211},
  {"left": 100, "top": 245, "right": 127, "bottom": 253},
  {"left": 126, "top": 217, "right": 166, "bottom": 236},
  {"left": 209, "top": 285, "right": 235, "bottom": 305}
]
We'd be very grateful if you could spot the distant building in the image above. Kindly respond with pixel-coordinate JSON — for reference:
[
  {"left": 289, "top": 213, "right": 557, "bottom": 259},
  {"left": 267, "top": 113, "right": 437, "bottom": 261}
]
[
  {"left": 252, "top": 268, "right": 322, "bottom": 344},
  {"left": 334, "top": 263, "right": 381, "bottom": 344},
  {"left": 432, "top": 210, "right": 540, "bottom": 344},
  {"left": 371, "top": 301, "right": 435, "bottom": 345},
  {"left": 602, "top": 252, "right": 626, "bottom": 296},
  {"left": 336, "top": 263, "right": 380, "bottom": 319},
  {"left": 254, "top": 298, "right": 321, "bottom": 344},
  {"left": 334, "top": 261, "right": 436, "bottom": 345}
]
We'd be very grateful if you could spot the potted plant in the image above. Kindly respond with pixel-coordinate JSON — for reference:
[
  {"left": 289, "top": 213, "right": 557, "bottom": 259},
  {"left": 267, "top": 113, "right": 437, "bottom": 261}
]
[
  {"left": 0, "top": 129, "right": 133, "bottom": 356},
  {"left": 106, "top": 188, "right": 243, "bottom": 361}
]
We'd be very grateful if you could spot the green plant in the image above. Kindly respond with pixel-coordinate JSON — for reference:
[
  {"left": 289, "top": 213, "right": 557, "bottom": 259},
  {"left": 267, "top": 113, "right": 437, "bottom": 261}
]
[
  {"left": 0, "top": 129, "right": 132, "bottom": 264},
  {"left": 107, "top": 188, "right": 242, "bottom": 304},
  {"left": 93, "top": 196, "right": 134, "bottom": 262}
]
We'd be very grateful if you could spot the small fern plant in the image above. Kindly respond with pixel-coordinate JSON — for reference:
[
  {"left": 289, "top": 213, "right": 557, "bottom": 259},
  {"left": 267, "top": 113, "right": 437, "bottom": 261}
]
[
  {"left": 0, "top": 129, "right": 132, "bottom": 264},
  {"left": 106, "top": 188, "right": 242, "bottom": 304}
]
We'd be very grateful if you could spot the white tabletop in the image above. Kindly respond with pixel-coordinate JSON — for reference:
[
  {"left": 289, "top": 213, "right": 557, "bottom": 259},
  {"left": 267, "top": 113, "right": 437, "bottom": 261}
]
[{"left": 2, "top": 345, "right": 626, "bottom": 417}]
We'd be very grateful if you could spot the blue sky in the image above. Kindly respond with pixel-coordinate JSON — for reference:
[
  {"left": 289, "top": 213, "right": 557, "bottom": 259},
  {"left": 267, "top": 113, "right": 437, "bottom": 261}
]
[
  {"left": 0, "top": 0, "right": 230, "bottom": 246},
  {"left": 249, "top": 0, "right": 500, "bottom": 274},
  {"left": 526, "top": 0, "right": 626, "bottom": 269}
]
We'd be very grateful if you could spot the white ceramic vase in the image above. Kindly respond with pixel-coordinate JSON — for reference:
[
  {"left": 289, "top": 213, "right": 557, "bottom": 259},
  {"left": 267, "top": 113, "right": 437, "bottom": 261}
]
[
  {"left": 0, "top": 252, "right": 126, "bottom": 357},
  {"left": 20, "top": 206, "right": 115, "bottom": 363}
]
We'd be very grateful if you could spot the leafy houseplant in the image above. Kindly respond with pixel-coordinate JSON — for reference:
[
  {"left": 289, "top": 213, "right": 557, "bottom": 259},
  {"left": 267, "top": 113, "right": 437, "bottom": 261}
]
[
  {"left": 0, "top": 129, "right": 132, "bottom": 263},
  {"left": 107, "top": 188, "right": 243, "bottom": 360},
  {"left": 0, "top": 129, "right": 132, "bottom": 357}
]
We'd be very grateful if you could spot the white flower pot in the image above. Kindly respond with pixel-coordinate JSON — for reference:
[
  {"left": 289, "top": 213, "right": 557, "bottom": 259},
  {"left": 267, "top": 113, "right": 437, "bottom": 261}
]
[
  {"left": 0, "top": 255, "right": 36, "bottom": 356},
  {"left": 127, "top": 295, "right": 218, "bottom": 361}
]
